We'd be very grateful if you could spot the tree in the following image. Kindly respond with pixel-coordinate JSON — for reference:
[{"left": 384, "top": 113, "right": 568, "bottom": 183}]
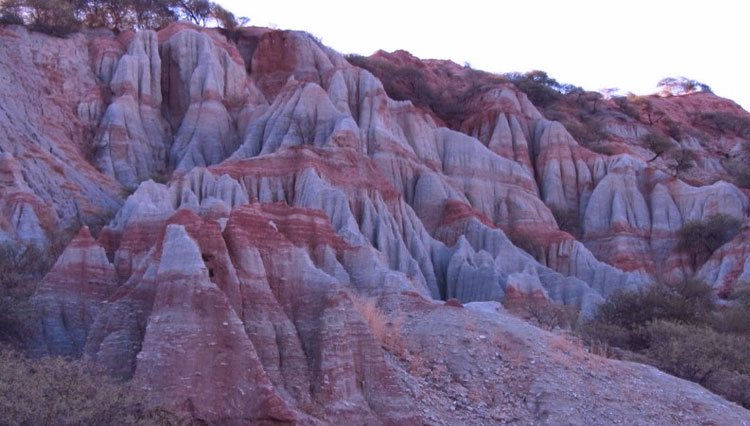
[
  {"left": 663, "top": 118, "right": 685, "bottom": 141},
  {"left": 613, "top": 96, "right": 639, "bottom": 119},
  {"left": 24, "top": 0, "right": 80, "bottom": 35},
  {"left": 560, "top": 83, "right": 584, "bottom": 96},
  {"left": 642, "top": 131, "right": 673, "bottom": 161},
  {"left": 599, "top": 87, "right": 619, "bottom": 100},
  {"left": 507, "top": 70, "right": 564, "bottom": 108},
  {"left": 1, "top": 0, "right": 183, "bottom": 32},
  {"left": 210, "top": 3, "right": 234, "bottom": 30},
  {"left": 173, "top": 0, "right": 211, "bottom": 25},
  {"left": 527, "top": 70, "right": 557, "bottom": 85},
  {"left": 631, "top": 97, "right": 665, "bottom": 125},
  {"left": 583, "top": 91, "right": 603, "bottom": 114},
  {"left": 210, "top": 2, "right": 247, "bottom": 32},
  {"left": 128, "top": 0, "right": 177, "bottom": 29},
  {"left": 0, "top": 0, "right": 25, "bottom": 24},
  {"left": 669, "top": 147, "right": 696, "bottom": 176},
  {"left": 658, "top": 76, "right": 713, "bottom": 96},
  {"left": 677, "top": 214, "right": 741, "bottom": 268},
  {"left": 86, "top": 0, "right": 135, "bottom": 30}
]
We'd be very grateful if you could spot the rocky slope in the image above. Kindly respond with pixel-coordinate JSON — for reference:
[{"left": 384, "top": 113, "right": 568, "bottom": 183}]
[{"left": 2, "top": 21, "right": 750, "bottom": 424}]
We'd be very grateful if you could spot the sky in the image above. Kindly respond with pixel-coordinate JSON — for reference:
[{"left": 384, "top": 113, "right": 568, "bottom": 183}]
[{"left": 220, "top": 0, "right": 750, "bottom": 110}]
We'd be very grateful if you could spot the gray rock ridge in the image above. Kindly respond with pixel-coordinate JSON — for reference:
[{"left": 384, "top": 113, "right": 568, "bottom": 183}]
[{"left": 0, "top": 26, "right": 123, "bottom": 249}]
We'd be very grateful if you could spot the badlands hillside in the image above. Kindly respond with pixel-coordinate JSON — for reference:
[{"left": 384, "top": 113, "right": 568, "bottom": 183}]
[{"left": 1, "top": 20, "right": 750, "bottom": 425}]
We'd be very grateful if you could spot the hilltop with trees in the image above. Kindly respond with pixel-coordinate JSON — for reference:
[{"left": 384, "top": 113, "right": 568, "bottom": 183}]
[{"left": 0, "top": 0, "right": 246, "bottom": 35}]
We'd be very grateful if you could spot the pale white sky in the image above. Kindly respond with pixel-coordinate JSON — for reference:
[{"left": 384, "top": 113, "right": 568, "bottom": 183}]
[{"left": 220, "top": 0, "right": 749, "bottom": 110}]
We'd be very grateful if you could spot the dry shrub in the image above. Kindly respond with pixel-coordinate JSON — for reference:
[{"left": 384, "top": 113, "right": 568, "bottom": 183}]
[
  {"left": 613, "top": 96, "right": 639, "bottom": 119},
  {"left": 406, "top": 352, "right": 429, "bottom": 377},
  {"left": 444, "top": 298, "right": 463, "bottom": 308},
  {"left": 527, "top": 301, "right": 579, "bottom": 331},
  {"left": 463, "top": 318, "right": 478, "bottom": 332},
  {"left": 587, "top": 339, "right": 614, "bottom": 359},
  {"left": 704, "top": 371, "right": 750, "bottom": 408},
  {"left": 0, "top": 349, "right": 177, "bottom": 425},
  {"left": 642, "top": 320, "right": 750, "bottom": 383},
  {"left": 714, "top": 283, "right": 750, "bottom": 334},
  {"left": 506, "top": 298, "right": 580, "bottom": 331},
  {"left": 557, "top": 116, "right": 608, "bottom": 145},
  {"left": 699, "top": 112, "right": 750, "bottom": 138},
  {"left": 352, "top": 296, "right": 407, "bottom": 356},
  {"left": 350, "top": 296, "right": 431, "bottom": 376}
]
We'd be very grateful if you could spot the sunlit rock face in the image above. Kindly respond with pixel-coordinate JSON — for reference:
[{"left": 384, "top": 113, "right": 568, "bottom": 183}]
[{"left": 4, "top": 21, "right": 750, "bottom": 424}]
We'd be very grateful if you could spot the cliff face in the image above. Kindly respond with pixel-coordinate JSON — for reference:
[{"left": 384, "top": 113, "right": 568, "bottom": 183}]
[{"left": 3, "top": 22, "right": 750, "bottom": 424}]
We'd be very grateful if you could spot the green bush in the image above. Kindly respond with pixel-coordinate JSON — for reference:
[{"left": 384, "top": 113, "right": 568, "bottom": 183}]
[
  {"left": 581, "top": 279, "right": 714, "bottom": 350},
  {"left": 580, "top": 276, "right": 750, "bottom": 409},
  {"left": 507, "top": 70, "right": 563, "bottom": 108}
]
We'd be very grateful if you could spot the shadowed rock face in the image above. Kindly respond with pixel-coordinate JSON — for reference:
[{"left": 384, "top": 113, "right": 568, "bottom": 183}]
[
  {"left": 28, "top": 226, "right": 116, "bottom": 357},
  {"left": 2, "top": 21, "right": 750, "bottom": 424}
]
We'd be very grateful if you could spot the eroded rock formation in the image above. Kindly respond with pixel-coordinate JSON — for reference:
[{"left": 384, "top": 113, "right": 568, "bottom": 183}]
[{"left": 1, "top": 21, "right": 750, "bottom": 424}]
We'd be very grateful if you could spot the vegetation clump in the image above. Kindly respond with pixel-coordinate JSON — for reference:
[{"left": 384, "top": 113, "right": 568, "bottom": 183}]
[
  {"left": 657, "top": 76, "right": 713, "bottom": 96},
  {"left": 344, "top": 53, "right": 505, "bottom": 127},
  {"left": 698, "top": 112, "right": 750, "bottom": 139},
  {"left": 0, "top": 239, "right": 179, "bottom": 425},
  {"left": 581, "top": 278, "right": 750, "bottom": 408},
  {"left": 0, "top": 349, "right": 178, "bottom": 425},
  {"left": 0, "top": 0, "right": 247, "bottom": 35},
  {"left": 642, "top": 131, "right": 673, "bottom": 161},
  {"left": 668, "top": 147, "right": 697, "bottom": 176},
  {"left": 506, "top": 70, "right": 566, "bottom": 108},
  {"left": 677, "top": 214, "right": 741, "bottom": 268},
  {"left": 0, "top": 244, "right": 52, "bottom": 347}
]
